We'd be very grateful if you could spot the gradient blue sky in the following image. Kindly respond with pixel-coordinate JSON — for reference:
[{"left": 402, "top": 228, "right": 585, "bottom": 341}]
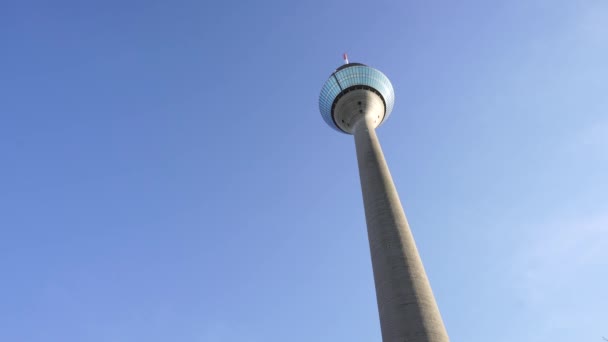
[{"left": 1, "top": 1, "right": 607, "bottom": 341}]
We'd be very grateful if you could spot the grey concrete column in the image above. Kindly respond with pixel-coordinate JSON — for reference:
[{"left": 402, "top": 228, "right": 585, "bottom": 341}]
[{"left": 353, "top": 115, "right": 449, "bottom": 342}]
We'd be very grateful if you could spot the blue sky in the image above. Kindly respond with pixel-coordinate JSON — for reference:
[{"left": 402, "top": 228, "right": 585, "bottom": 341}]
[{"left": 1, "top": 0, "right": 607, "bottom": 341}]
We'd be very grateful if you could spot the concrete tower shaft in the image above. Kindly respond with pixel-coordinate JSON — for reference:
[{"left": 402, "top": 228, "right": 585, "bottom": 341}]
[{"left": 353, "top": 114, "right": 449, "bottom": 342}]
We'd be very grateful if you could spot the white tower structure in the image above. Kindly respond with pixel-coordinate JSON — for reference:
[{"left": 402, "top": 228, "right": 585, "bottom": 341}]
[{"left": 319, "top": 60, "right": 449, "bottom": 342}]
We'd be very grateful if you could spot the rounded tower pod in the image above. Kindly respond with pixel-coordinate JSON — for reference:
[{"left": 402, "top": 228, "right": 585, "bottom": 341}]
[
  {"left": 318, "top": 62, "right": 449, "bottom": 342},
  {"left": 319, "top": 63, "right": 395, "bottom": 134}
]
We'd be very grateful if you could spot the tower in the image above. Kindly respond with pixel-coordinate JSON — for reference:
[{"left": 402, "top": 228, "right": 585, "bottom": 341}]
[{"left": 319, "top": 58, "right": 449, "bottom": 342}]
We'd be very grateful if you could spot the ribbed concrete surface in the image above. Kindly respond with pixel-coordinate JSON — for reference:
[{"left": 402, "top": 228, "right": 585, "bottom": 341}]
[{"left": 353, "top": 115, "right": 449, "bottom": 342}]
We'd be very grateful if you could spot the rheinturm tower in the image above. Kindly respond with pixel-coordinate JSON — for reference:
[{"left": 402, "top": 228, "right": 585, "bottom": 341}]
[{"left": 319, "top": 57, "right": 449, "bottom": 342}]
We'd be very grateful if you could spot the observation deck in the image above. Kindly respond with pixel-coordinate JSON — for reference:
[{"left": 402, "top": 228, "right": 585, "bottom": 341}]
[{"left": 319, "top": 63, "right": 395, "bottom": 134}]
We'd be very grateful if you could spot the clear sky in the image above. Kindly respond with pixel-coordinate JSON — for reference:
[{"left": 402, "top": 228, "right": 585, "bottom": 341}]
[{"left": 1, "top": 0, "right": 607, "bottom": 341}]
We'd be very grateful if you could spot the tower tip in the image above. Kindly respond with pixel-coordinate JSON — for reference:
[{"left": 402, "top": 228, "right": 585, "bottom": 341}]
[{"left": 343, "top": 53, "right": 349, "bottom": 64}]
